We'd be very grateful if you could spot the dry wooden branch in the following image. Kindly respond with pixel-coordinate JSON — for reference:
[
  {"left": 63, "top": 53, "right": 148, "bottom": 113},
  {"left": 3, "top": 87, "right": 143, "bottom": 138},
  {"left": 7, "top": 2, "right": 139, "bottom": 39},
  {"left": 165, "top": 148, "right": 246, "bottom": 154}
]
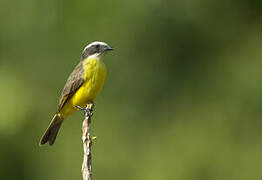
[{"left": 76, "top": 103, "right": 94, "bottom": 180}]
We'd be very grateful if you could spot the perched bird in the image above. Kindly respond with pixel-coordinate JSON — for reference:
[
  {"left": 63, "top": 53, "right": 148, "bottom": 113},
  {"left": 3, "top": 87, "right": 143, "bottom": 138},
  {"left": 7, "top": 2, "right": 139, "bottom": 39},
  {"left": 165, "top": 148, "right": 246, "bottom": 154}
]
[{"left": 40, "top": 41, "right": 113, "bottom": 146}]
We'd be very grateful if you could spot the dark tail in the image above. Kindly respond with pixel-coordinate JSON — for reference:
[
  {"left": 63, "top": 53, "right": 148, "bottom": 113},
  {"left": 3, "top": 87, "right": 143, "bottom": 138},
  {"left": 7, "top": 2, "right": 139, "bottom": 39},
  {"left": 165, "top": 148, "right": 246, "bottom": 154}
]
[{"left": 39, "top": 114, "right": 63, "bottom": 146}]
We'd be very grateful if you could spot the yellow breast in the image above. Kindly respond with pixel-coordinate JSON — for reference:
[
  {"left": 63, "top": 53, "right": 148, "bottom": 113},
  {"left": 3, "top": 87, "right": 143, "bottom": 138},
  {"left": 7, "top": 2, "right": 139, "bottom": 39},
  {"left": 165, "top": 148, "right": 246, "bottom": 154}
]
[
  {"left": 74, "top": 56, "right": 107, "bottom": 105},
  {"left": 60, "top": 56, "right": 107, "bottom": 118}
]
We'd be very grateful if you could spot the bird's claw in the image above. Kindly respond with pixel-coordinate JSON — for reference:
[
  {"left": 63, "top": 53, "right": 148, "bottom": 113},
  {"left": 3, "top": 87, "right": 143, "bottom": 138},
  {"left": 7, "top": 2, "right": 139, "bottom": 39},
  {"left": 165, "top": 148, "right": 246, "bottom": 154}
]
[
  {"left": 75, "top": 105, "right": 85, "bottom": 111},
  {"left": 75, "top": 104, "right": 94, "bottom": 118}
]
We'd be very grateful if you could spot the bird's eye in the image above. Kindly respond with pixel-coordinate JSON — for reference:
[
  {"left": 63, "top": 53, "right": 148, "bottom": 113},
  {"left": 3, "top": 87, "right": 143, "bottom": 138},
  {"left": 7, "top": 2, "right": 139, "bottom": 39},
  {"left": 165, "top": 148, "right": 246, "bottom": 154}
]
[{"left": 96, "top": 45, "right": 99, "bottom": 49}]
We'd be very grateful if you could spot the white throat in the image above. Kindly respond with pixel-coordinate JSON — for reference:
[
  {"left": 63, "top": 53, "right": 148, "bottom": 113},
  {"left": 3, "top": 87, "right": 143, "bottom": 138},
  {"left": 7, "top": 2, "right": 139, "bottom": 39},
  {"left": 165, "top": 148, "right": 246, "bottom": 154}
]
[{"left": 88, "top": 53, "right": 103, "bottom": 60}]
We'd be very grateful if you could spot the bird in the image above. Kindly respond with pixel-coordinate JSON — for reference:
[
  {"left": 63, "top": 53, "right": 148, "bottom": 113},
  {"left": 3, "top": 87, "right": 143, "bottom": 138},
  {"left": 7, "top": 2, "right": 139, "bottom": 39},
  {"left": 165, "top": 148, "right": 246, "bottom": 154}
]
[{"left": 39, "top": 41, "right": 113, "bottom": 146}]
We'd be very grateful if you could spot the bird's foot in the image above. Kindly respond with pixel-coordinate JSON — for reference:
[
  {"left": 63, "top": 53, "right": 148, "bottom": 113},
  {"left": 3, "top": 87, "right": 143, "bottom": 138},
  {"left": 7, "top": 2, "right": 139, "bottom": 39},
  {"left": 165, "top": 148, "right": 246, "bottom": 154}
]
[{"left": 75, "top": 104, "right": 94, "bottom": 118}]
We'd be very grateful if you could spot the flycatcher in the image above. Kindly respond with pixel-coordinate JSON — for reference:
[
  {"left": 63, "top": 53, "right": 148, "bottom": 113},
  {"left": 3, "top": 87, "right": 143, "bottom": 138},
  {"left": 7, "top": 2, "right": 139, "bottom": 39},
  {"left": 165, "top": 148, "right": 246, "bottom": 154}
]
[{"left": 40, "top": 41, "right": 113, "bottom": 146}]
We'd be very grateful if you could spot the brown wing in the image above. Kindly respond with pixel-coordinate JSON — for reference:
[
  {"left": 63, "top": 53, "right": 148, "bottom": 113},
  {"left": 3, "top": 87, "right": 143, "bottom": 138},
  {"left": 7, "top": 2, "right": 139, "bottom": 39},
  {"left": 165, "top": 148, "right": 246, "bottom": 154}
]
[{"left": 57, "top": 61, "right": 85, "bottom": 111}]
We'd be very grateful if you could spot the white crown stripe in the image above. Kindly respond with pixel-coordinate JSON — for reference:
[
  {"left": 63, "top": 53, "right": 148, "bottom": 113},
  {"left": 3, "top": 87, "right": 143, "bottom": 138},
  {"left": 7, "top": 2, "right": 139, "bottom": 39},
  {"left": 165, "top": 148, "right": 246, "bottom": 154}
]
[{"left": 83, "top": 41, "right": 108, "bottom": 52}]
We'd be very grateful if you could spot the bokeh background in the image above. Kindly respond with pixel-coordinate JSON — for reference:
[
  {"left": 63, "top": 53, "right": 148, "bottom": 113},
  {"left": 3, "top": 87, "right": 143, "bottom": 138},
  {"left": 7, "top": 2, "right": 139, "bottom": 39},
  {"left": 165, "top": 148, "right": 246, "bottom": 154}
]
[{"left": 1, "top": 0, "right": 262, "bottom": 179}]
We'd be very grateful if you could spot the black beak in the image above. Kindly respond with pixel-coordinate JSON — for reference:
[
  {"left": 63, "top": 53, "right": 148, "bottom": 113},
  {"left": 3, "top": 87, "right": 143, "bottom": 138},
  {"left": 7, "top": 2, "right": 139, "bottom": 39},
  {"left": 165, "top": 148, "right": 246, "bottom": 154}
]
[{"left": 105, "top": 46, "right": 114, "bottom": 51}]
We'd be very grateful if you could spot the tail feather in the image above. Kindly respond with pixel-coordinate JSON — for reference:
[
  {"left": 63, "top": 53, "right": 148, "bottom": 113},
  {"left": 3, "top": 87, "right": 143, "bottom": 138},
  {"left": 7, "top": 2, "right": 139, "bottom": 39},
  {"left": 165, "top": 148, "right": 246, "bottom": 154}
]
[{"left": 39, "top": 114, "right": 63, "bottom": 146}]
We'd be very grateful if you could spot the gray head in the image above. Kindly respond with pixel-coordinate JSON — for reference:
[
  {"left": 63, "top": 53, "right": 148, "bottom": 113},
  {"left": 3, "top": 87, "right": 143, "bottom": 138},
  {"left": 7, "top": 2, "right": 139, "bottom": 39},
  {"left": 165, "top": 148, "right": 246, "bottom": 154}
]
[{"left": 81, "top": 41, "right": 113, "bottom": 60}]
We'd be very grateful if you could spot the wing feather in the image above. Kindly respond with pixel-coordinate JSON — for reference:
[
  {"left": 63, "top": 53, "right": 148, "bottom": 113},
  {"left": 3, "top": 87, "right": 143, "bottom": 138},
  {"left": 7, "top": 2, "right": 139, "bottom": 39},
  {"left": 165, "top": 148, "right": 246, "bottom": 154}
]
[{"left": 57, "top": 62, "right": 85, "bottom": 111}]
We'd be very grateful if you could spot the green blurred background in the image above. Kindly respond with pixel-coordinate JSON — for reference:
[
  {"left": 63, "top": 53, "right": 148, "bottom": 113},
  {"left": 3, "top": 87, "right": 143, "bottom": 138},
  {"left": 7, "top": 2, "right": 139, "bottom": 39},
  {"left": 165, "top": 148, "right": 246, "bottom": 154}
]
[{"left": 1, "top": 0, "right": 262, "bottom": 179}]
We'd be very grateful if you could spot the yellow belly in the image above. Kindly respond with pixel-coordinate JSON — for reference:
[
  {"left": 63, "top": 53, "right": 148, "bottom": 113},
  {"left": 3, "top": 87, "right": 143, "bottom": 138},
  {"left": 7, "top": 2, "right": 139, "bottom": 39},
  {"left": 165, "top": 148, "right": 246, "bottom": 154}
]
[{"left": 59, "top": 57, "right": 107, "bottom": 118}]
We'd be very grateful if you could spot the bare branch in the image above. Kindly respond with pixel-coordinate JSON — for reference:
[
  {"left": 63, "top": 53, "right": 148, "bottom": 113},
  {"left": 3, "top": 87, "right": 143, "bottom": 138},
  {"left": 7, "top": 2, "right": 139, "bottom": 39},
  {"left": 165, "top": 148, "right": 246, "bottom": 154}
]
[{"left": 76, "top": 103, "right": 94, "bottom": 180}]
